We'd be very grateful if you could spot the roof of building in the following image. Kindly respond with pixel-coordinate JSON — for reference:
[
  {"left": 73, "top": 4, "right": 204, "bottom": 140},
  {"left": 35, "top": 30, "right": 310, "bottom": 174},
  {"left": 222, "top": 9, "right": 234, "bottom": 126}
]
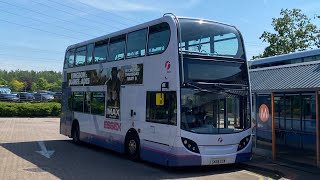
[
  {"left": 249, "top": 48, "right": 320, "bottom": 66},
  {"left": 250, "top": 61, "right": 320, "bottom": 92}
]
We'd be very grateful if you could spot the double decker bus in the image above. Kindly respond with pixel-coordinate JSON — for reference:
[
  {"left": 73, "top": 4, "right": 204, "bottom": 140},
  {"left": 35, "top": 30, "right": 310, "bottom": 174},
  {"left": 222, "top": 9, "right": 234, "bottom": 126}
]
[{"left": 60, "top": 14, "right": 252, "bottom": 166}]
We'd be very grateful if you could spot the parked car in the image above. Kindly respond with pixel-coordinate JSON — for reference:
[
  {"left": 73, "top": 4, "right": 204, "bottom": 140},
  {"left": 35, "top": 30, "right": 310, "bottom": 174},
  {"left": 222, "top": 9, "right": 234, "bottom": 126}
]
[
  {"left": 0, "top": 93, "right": 19, "bottom": 102},
  {"left": 53, "top": 92, "right": 62, "bottom": 102},
  {"left": 18, "top": 92, "right": 35, "bottom": 102},
  {"left": 34, "top": 92, "right": 54, "bottom": 102}
]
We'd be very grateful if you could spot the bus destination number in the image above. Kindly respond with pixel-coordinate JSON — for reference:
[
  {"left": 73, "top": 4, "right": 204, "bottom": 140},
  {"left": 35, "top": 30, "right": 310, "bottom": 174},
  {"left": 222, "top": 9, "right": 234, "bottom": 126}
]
[{"left": 210, "top": 159, "right": 225, "bottom": 165}]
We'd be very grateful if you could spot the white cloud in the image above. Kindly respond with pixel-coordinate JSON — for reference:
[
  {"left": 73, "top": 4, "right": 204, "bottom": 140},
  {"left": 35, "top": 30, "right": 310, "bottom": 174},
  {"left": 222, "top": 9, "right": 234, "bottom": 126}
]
[{"left": 76, "top": 0, "right": 201, "bottom": 12}]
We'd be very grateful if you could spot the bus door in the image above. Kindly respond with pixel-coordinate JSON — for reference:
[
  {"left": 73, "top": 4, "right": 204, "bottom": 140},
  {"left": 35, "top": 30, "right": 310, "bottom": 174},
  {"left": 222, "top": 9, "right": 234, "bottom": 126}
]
[
  {"left": 119, "top": 86, "right": 145, "bottom": 131},
  {"left": 144, "top": 91, "right": 177, "bottom": 148},
  {"left": 60, "top": 82, "right": 73, "bottom": 136}
]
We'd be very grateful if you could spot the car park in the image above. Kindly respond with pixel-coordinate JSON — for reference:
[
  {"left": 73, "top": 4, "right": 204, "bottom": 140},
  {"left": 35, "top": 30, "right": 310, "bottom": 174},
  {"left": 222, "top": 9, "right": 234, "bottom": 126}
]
[
  {"left": 34, "top": 92, "right": 54, "bottom": 102},
  {"left": 0, "top": 93, "right": 19, "bottom": 102},
  {"left": 18, "top": 92, "right": 35, "bottom": 102}
]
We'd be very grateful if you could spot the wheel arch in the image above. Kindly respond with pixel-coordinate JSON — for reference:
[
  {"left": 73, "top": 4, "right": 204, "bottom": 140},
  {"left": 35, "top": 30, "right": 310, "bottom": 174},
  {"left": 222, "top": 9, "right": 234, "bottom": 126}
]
[{"left": 125, "top": 128, "right": 140, "bottom": 142}]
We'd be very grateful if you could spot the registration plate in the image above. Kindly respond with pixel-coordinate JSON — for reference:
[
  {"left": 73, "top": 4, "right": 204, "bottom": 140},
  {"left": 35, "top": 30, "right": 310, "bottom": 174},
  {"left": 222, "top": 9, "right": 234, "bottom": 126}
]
[{"left": 210, "top": 159, "right": 226, "bottom": 165}]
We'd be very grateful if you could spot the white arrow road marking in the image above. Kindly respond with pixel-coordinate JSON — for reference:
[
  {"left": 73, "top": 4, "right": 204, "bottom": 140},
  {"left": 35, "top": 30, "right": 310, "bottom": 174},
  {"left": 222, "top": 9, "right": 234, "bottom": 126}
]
[{"left": 36, "top": 141, "right": 55, "bottom": 159}]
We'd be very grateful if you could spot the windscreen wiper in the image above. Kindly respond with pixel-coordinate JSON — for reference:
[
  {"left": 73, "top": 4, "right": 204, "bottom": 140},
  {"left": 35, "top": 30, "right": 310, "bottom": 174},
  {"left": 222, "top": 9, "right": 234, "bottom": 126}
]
[
  {"left": 181, "top": 50, "right": 245, "bottom": 61},
  {"left": 196, "top": 82, "right": 249, "bottom": 91},
  {"left": 184, "top": 82, "right": 241, "bottom": 96}
]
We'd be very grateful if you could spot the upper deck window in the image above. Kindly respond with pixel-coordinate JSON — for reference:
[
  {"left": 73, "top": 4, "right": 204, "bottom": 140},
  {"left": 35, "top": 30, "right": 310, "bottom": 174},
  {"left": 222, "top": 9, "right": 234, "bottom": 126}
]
[
  {"left": 179, "top": 18, "right": 244, "bottom": 59},
  {"left": 126, "top": 28, "right": 147, "bottom": 58},
  {"left": 93, "top": 39, "right": 108, "bottom": 63},
  {"left": 109, "top": 35, "right": 126, "bottom": 61},
  {"left": 86, "top": 43, "right": 94, "bottom": 65},
  {"left": 75, "top": 46, "right": 86, "bottom": 66},
  {"left": 148, "top": 22, "right": 170, "bottom": 55},
  {"left": 64, "top": 49, "right": 75, "bottom": 68}
]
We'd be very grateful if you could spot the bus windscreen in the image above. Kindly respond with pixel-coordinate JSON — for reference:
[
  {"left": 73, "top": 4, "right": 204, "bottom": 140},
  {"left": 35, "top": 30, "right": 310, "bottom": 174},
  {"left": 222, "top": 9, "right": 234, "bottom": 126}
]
[{"left": 179, "top": 18, "right": 245, "bottom": 59}]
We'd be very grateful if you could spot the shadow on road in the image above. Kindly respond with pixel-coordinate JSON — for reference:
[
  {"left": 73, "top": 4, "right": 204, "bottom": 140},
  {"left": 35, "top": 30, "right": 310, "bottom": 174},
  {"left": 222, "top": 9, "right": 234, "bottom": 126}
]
[{"left": 0, "top": 140, "right": 278, "bottom": 180}]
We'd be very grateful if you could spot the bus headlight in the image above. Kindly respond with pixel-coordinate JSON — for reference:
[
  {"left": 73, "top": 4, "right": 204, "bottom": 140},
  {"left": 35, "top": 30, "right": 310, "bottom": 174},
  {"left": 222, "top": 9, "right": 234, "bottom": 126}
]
[
  {"left": 237, "top": 135, "right": 251, "bottom": 151},
  {"left": 181, "top": 137, "right": 200, "bottom": 154}
]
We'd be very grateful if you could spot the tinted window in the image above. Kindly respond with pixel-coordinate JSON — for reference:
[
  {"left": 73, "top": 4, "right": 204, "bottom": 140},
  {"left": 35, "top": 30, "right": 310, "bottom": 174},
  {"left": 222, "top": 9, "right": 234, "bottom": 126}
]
[
  {"left": 126, "top": 28, "right": 147, "bottom": 58},
  {"left": 183, "top": 58, "right": 248, "bottom": 85},
  {"left": 84, "top": 92, "right": 91, "bottom": 113},
  {"left": 148, "top": 23, "right": 170, "bottom": 55},
  {"left": 91, "top": 92, "right": 105, "bottom": 116},
  {"left": 109, "top": 35, "right": 126, "bottom": 61},
  {"left": 73, "top": 92, "right": 84, "bottom": 112},
  {"left": 75, "top": 46, "right": 86, "bottom": 66},
  {"left": 86, "top": 43, "right": 94, "bottom": 65},
  {"left": 94, "top": 39, "right": 108, "bottom": 63},
  {"left": 146, "top": 91, "right": 177, "bottom": 125},
  {"left": 65, "top": 49, "right": 75, "bottom": 68}
]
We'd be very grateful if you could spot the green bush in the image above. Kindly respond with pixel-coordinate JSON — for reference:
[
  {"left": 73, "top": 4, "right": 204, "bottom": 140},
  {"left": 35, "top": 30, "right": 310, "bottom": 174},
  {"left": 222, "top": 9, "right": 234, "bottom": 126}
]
[{"left": 0, "top": 102, "right": 61, "bottom": 117}]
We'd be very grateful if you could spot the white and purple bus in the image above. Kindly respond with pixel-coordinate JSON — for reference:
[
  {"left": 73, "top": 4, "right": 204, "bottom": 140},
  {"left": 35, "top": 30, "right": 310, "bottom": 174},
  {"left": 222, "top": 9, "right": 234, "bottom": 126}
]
[{"left": 60, "top": 14, "right": 252, "bottom": 166}]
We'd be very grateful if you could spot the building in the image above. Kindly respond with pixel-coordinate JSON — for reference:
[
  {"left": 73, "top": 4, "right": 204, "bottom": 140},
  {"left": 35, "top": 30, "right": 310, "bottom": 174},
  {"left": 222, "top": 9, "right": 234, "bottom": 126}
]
[{"left": 249, "top": 48, "right": 320, "bottom": 167}]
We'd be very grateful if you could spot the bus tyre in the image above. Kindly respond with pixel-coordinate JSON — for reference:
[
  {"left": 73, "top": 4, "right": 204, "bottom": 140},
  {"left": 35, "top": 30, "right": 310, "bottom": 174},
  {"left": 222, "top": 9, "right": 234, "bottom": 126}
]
[
  {"left": 126, "top": 135, "right": 140, "bottom": 161},
  {"left": 72, "top": 123, "right": 80, "bottom": 144}
]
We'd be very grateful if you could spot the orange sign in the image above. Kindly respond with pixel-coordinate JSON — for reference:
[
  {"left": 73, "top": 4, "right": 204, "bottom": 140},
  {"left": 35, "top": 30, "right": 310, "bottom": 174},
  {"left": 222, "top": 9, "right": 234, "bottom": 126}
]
[{"left": 259, "top": 104, "right": 269, "bottom": 122}]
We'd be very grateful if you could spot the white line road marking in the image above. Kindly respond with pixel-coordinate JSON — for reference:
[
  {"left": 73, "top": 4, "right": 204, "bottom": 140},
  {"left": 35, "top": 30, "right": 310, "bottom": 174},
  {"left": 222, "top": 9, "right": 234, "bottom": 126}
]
[
  {"left": 239, "top": 170, "right": 265, "bottom": 180},
  {"left": 36, "top": 141, "right": 55, "bottom": 159}
]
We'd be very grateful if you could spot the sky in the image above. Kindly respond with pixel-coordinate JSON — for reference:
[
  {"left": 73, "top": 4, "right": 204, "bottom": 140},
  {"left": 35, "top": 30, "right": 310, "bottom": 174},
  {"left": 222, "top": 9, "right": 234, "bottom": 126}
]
[{"left": 0, "top": 0, "right": 319, "bottom": 72}]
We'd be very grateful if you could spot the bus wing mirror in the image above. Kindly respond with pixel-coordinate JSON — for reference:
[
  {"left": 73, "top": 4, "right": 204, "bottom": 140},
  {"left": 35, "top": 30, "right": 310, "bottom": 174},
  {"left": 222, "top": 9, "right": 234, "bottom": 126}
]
[{"left": 156, "top": 93, "right": 165, "bottom": 106}]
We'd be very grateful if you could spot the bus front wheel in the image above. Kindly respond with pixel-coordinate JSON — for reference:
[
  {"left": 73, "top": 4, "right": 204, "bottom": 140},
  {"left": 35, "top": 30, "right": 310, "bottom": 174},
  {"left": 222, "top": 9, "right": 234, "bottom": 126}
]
[{"left": 125, "top": 135, "right": 140, "bottom": 161}]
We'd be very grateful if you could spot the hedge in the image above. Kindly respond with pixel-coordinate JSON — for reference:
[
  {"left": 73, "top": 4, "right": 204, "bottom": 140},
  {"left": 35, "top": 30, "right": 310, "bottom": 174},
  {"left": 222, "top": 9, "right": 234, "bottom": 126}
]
[{"left": 0, "top": 102, "right": 61, "bottom": 117}]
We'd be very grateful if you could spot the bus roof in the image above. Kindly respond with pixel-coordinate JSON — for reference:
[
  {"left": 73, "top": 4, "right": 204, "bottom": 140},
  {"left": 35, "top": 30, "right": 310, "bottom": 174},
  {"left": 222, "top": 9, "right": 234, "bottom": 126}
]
[
  {"left": 66, "top": 16, "right": 173, "bottom": 52},
  {"left": 65, "top": 15, "right": 237, "bottom": 53}
]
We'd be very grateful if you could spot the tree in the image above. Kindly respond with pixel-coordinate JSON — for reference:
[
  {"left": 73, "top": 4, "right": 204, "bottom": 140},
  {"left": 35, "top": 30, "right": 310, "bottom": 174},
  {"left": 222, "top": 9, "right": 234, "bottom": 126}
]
[
  {"left": 31, "top": 83, "right": 38, "bottom": 92},
  {"left": 48, "top": 80, "right": 62, "bottom": 91},
  {"left": 9, "top": 79, "right": 25, "bottom": 92},
  {"left": 35, "top": 77, "right": 49, "bottom": 91},
  {"left": 253, "top": 9, "right": 320, "bottom": 59},
  {"left": 0, "top": 78, "right": 7, "bottom": 85}
]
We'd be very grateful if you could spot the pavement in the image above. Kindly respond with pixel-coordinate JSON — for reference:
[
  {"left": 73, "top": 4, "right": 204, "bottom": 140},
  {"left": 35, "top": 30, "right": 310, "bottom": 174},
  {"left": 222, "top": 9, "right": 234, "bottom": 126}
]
[
  {"left": 0, "top": 118, "right": 318, "bottom": 180},
  {"left": 245, "top": 148, "right": 320, "bottom": 180}
]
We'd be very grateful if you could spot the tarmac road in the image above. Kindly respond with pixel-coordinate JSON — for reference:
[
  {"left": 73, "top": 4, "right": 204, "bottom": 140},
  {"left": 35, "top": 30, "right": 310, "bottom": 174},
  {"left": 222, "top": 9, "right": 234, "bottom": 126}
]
[{"left": 0, "top": 118, "right": 281, "bottom": 180}]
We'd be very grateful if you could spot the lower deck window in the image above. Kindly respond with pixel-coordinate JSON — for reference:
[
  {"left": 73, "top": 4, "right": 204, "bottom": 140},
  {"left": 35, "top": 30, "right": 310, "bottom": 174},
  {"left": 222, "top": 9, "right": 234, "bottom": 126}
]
[
  {"left": 70, "top": 91, "right": 105, "bottom": 116},
  {"left": 72, "top": 92, "right": 84, "bottom": 112},
  {"left": 91, "top": 92, "right": 105, "bottom": 116}
]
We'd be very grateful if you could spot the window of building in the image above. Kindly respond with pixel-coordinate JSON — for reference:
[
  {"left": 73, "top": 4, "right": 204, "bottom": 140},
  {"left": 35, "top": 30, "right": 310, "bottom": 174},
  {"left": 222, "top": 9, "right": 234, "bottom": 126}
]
[
  {"left": 72, "top": 92, "right": 84, "bottom": 112},
  {"left": 302, "top": 94, "right": 316, "bottom": 133},
  {"left": 91, "top": 92, "right": 105, "bottom": 116},
  {"left": 93, "top": 39, "right": 108, "bottom": 63},
  {"left": 285, "top": 95, "right": 293, "bottom": 130},
  {"left": 146, "top": 91, "right": 177, "bottom": 125},
  {"left": 290, "top": 58, "right": 303, "bottom": 64},
  {"left": 86, "top": 43, "right": 94, "bottom": 65},
  {"left": 65, "top": 49, "right": 75, "bottom": 68},
  {"left": 75, "top": 46, "right": 86, "bottom": 66},
  {"left": 109, "top": 35, "right": 126, "bottom": 61},
  {"left": 126, "top": 28, "right": 147, "bottom": 58},
  {"left": 304, "top": 55, "right": 317, "bottom": 63},
  {"left": 274, "top": 96, "right": 282, "bottom": 129},
  {"left": 148, "top": 22, "right": 170, "bottom": 55},
  {"left": 291, "top": 95, "right": 301, "bottom": 131}
]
